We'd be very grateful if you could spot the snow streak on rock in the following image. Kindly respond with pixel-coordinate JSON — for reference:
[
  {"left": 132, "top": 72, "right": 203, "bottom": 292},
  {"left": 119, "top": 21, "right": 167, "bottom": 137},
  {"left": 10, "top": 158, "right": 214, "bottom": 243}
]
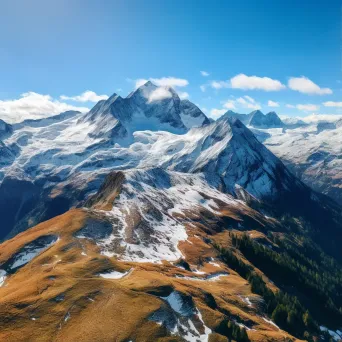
[{"left": 98, "top": 168, "right": 241, "bottom": 263}]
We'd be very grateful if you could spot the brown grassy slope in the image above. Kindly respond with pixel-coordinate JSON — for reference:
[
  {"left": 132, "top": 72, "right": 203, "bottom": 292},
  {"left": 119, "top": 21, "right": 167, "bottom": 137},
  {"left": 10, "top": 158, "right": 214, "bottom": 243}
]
[{"left": 0, "top": 204, "right": 303, "bottom": 342}]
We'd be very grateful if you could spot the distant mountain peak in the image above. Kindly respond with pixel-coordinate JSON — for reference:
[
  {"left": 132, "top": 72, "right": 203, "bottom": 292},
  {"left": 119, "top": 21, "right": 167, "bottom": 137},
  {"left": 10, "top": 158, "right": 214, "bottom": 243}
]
[
  {"left": 142, "top": 80, "right": 155, "bottom": 87},
  {"left": 220, "top": 109, "right": 284, "bottom": 128},
  {"left": 250, "top": 109, "right": 264, "bottom": 116},
  {"left": 106, "top": 92, "right": 119, "bottom": 101},
  {"left": 248, "top": 110, "right": 283, "bottom": 128}
]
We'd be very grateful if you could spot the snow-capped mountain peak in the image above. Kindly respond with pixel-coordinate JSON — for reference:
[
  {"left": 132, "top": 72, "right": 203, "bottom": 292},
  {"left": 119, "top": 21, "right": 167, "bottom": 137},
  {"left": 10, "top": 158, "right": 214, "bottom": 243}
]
[
  {"left": 220, "top": 110, "right": 284, "bottom": 128},
  {"left": 80, "top": 81, "right": 209, "bottom": 141},
  {"left": 248, "top": 110, "right": 284, "bottom": 128}
]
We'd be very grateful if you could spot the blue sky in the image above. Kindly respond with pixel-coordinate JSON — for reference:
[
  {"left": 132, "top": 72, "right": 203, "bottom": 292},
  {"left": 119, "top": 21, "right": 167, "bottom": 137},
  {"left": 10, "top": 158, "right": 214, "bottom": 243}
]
[{"left": 0, "top": 0, "right": 341, "bottom": 122}]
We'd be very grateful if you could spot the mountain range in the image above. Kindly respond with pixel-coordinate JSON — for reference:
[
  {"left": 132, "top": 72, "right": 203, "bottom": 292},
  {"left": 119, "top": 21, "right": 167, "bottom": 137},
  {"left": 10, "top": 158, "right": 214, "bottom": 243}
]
[
  {"left": 220, "top": 110, "right": 284, "bottom": 129},
  {"left": 223, "top": 110, "right": 342, "bottom": 206},
  {"left": 0, "top": 82, "right": 341, "bottom": 342}
]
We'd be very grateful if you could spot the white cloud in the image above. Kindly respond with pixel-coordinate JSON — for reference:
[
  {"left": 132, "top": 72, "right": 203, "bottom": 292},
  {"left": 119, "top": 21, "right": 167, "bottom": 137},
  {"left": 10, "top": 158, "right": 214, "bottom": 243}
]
[
  {"left": 151, "top": 77, "right": 189, "bottom": 87},
  {"left": 210, "top": 80, "right": 230, "bottom": 89},
  {"left": 200, "top": 71, "right": 210, "bottom": 77},
  {"left": 236, "top": 96, "right": 261, "bottom": 109},
  {"left": 288, "top": 76, "right": 332, "bottom": 95},
  {"left": 268, "top": 100, "right": 280, "bottom": 107},
  {"left": 296, "top": 104, "right": 320, "bottom": 111},
  {"left": 178, "top": 91, "right": 189, "bottom": 100},
  {"left": 0, "top": 92, "right": 89, "bottom": 124},
  {"left": 209, "top": 74, "right": 285, "bottom": 91},
  {"left": 135, "top": 77, "right": 189, "bottom": 89},
  {"left": 286, "top": 104, "right": 295, "bottom": 108},
  {"left": 323, "top": 101, "right": 342, "bottom": 107},
  {"left": 221, "top": 95, "right": 260, "bottom": 111},
  {"left": 60, "top": 90, "right": 108, "bottom": 103},
  {"left": 209, "top": 108, "right": 226, "bottom": 119},
  {"left": 147, "top": 87, "right": 173, "bottom": 103},
  {"left": 236, "top": 97, "right": 247, "bottom": 105},
  {"left": 244, "top": 95, "right": 254, "bottom": 103},
  {"left": 200, "top": 85, "right": 207, "bottom": 92},
  {"left": 135, "top": 78, "right": 148, "bottom": 88},
  {"left": 279, "top": 114, "right": 342, "bottom": 124},
  {"left": 230, "top": 74, "right": 286, "bottom": 91},
  {"left": 222, "top": 100, "right": 236, "bottom": 110},
  {"left": 300, "top": 114, "right": 342, "bottom": 123}
]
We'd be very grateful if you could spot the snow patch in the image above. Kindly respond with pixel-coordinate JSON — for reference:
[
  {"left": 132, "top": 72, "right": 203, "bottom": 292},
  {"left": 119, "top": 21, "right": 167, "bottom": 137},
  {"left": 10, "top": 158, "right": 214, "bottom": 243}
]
[
  {"left": 262, "top": 317, "right": 279, "bottom": 330},
  {"left": 151, "top": 291, "right": 212, "bottom": 342},
  {"left": 320, "top": 326, "right": 342, "bottom": 341},
  {"left": 238, "top": 295, "right": 253, "bottom": 307},
  {"left": 0, "top": 270, "right": 7, "bottom": 287},
  {"left": 99, "top": 269, "right": 131, "bottom": 279},
  {"left": 208, "top": 258, "right": 220, "bottom": 267},
  {"left": 175, "top": 271, "right": 229, "bottom": 282},
  {"left": 3, "top": 235, "right": 58, "bottom": 272},
  {"left": 64, "top": 312, "right": 71, "bottom": 322}
]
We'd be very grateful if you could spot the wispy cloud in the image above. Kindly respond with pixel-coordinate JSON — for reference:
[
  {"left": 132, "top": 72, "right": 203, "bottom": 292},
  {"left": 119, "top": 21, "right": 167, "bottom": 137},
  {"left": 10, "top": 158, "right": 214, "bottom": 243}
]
[
  {"left": 236, "top": 96, "right": 261, "bottom": 109},
  {"left": 323, "top": 101, "right": 342, "bottom": 107},
  {"left": 288, "top": 76, "right": 332, "bottom": 95},
  {"left": 222, "top": 100, "right": 236, "bottom": 110},
  {"left": 200, "top": 71, "right": 210, "bottom": 77},
  {"left": 178, "top": 91, "right": 189, "bottom": 100},
  {"left": 147, "top": 88, "right": 173, "bottom": 103},
  {"left": 0, "top": 92, "right": 89, "bottom": 124},
  {"left": 210, "top": 80, "right": 230, "bottom": 89},
  {"left": 135, "top": 78, "right": 148, "bottom": 88},
  {"left": 209, "top": 108, "right": 226, "bottom": 119},
  {"left": 296, "top": 104, "right": 320, "bottom": 111},
  {"left": 60, "top": 90, "right": 108, "bottom": 102},
  {"left": 268, "top": 100, "right": 279, "bottom": 107},
  {"left": 300, "top": 114, "right": 342, "bottom": 123},
  {"left": 286, "top": 104, "right": 295, "bottom": 108},
  {"left": 200, "top": 85, "right": 207, "bottom": 92},
  {"left": 222, "top": 95, "right": 260, "bottom": 110},
  {"left": 280, "top": 114, "right": 342, "bottom": 123}
]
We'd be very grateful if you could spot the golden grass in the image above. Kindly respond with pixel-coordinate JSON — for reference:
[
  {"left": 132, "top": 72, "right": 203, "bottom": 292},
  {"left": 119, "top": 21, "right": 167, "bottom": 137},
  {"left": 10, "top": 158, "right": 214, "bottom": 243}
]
[{"left": 0, "top": 197, "right": 300, "bottom": 341}]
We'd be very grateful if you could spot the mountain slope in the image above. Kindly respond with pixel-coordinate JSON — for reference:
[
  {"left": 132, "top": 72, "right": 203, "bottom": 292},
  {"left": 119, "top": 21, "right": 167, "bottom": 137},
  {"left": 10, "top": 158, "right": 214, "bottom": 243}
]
[
  {"left": 0, "top": 82, "right": 210, "bottom": 239},
  {"left": 221, "top": 110, "right": 342, "bottom": 206},
  {"left": 0, "top": 119, "right": 13, "bottom": 140},
  {"left": 0, "top": 115, "right": 305, "bottom": 240},
  {"left": 0, "top": 86, "right": 338, "bottom": 249},
  {"left": 0, "top": 169, "right": 341, "bottom": 341},
  {"left": 254, "top": 120, "right": 342, "bottom": 205}
]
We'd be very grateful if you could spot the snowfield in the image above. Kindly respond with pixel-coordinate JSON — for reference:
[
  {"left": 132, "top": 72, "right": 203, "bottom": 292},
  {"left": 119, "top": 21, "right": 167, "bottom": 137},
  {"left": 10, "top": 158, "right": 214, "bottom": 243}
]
[{"left": 254, "top": 121, "right": 342, "bottom": 204}]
